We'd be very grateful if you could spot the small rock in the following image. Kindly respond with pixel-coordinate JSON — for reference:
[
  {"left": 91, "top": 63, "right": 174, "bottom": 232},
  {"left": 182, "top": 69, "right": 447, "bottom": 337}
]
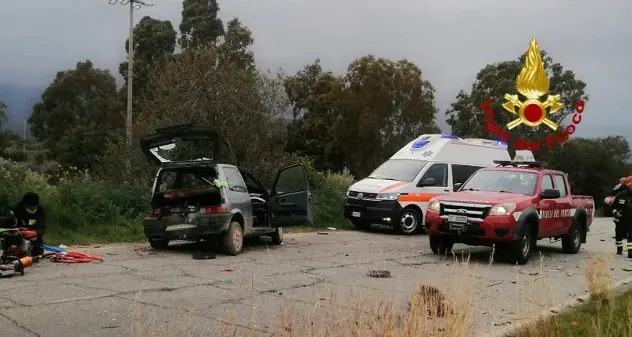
[
  {"left": 367, "top": 270, "right": 392, "bottom": 278},
  {"left": 327, "top": 227, "right": 336, "bottom": 231},
  {"left": 601, "top": 239, "right": 606, "bottom": 242},
  {"left": 567, "top": 273, "right": 575, "bottom": 277},
  {"left": 317, "top": 232, "right": 329, "bottom": 235},
  {"left": 550, "top": 309, "right": 559, "bottom": 314},
  {"left": 576, "top": 298, "right": 585, "bottom": 302},
  {"left": 482, "top": 310, "right": 488, "bottom": 315},
  {"left": 623, "top": 268, "right": 632, "bottom": 272}
]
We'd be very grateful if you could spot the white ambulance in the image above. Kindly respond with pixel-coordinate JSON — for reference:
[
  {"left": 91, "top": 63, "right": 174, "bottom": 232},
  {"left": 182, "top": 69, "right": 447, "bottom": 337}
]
[{"left": 343, "top": 134, "right": 533, "bottom": 234}]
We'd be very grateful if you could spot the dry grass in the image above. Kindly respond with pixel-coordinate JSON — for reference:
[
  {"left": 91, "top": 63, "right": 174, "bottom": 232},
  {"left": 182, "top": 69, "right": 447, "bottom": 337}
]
[{"left": 129, "top": 252, "right": 631, "bottom": 337}]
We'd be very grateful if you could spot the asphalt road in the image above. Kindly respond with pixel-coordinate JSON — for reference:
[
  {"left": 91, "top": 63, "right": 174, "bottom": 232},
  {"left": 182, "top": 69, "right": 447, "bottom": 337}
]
[{"left": 1, "top": 218, "right": 631, "bottom": 337}]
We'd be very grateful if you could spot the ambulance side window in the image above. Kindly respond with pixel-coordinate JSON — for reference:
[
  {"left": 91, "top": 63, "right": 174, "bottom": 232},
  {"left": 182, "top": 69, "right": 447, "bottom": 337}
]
[
  {"left": 419, "top": 163, "right": 448, "bottom": 187},
  {"left": 452, "top": 164, "right": 483, "bottom": 185}
]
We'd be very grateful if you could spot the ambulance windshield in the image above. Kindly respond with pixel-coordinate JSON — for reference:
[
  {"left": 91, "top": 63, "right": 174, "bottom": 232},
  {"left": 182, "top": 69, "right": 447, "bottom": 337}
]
[{"left": 368, "top": 160, "right": 427, "bottom": 182}]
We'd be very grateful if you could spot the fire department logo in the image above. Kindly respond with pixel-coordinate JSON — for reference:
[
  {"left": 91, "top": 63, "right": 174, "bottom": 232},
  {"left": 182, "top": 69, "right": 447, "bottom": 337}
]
[{"left": 501, "top": 37, "right": 563, "bottom": 131}]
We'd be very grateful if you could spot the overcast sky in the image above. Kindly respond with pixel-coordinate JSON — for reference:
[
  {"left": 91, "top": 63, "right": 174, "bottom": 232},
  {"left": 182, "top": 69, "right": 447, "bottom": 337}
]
[{"left": 0, "top": 0, "right": 629, "bottom": 136}]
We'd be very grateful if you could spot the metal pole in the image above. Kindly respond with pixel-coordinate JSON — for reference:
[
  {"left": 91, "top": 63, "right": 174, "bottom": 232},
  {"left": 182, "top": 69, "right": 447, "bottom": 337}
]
[{"left": 126, "top": 0, "right": 134, "bottom": 150}]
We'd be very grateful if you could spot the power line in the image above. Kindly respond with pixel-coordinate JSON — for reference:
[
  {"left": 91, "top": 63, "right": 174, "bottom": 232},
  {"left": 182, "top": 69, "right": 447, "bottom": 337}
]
[{"left": 108, "top": 0, "right": 153, "bottom": 170}]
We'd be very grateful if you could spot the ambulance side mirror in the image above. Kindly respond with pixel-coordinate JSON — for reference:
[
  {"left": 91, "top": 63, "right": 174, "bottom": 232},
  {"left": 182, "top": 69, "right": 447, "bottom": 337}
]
[
  {"left": 420, "top": 178, "right": 436, "bottom": 187},
  {"left": 453, "top": 183, "right": 462, "bottom": 192}
]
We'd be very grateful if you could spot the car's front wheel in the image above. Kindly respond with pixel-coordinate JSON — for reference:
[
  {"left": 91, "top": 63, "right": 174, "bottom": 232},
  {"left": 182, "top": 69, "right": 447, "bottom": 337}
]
[
  {"left": 222, "top": 222, "right": 244, "bottom": 256},
  {"left": 270, "top": 227, "right": 283, "bottom": 245}
]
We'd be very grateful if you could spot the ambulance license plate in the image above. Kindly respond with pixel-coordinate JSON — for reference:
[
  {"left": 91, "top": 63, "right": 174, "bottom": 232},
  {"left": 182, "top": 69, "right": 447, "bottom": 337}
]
[{"left": 352, "top": 212, "right": 361, "bottom": 218}]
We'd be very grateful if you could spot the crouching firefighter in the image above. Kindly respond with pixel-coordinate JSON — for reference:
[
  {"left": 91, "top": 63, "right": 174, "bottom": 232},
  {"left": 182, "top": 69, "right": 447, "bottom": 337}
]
[
  {"left": 10, "top": 192, "right": 46, "bottom": 256},
  {"left": 612, "top": 177, "right": 632, "bottom": 257}
]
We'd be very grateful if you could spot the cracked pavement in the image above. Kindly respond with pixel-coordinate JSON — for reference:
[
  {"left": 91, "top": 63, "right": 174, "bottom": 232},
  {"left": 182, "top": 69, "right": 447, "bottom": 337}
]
[{"left": 1, "top": 218, "right": 632, "bottom": 337}]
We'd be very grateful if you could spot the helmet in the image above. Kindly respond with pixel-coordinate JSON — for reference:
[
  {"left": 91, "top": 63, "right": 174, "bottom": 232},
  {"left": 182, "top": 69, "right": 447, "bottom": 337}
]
[
  {"left": 624, "top": 177, "right": 632, "bottom": 189},
  {"left": 621, "top": 177, "right": 627, "bottom": 184}
]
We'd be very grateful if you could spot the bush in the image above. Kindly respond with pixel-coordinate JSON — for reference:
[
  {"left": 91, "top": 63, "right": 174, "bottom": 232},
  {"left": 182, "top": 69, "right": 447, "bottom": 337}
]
[
  {"left": 0, "top": 158, "right": 354, "bottom": 245},
  {"left": 303, "top": 159, "right": 355, "bottom": 228},
  {"left": 0, "top": 161, "right": 146, "bottom": 245}
]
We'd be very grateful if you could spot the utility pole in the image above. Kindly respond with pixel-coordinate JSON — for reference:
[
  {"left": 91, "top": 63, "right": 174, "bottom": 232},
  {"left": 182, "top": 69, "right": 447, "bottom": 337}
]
[{"left": 108, "top": 0, "right": 152, "bottom": 151}]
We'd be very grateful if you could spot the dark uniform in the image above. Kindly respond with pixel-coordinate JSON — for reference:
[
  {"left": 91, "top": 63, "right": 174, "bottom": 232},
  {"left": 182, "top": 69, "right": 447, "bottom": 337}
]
[
  {"left": 612, "top": 186, "right": 632, "bottom": 257},
  {"left": 611, "top": 182, "right": 627, "bottom": 253},
  {"left": 10, "top": 192, "right": 46, "bottom": 256}
]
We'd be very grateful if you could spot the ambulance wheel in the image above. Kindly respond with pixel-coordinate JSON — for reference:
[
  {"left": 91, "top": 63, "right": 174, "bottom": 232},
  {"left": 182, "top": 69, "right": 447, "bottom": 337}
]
[
  {"left": 396, "top": 208, "right": 422, "bottom": 235},
  {"left": 351, "top": 219, "right": 372, "bottom": 230}
]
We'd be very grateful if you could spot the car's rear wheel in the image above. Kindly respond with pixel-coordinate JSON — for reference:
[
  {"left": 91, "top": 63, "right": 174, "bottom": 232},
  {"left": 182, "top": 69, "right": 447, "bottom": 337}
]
[
  {"left": 429, "top": 235, "right": 454, "bottom": 255},
  {"left": 270, "top": 227, "right": 283, "bottom": 245},
  {"left": 509, "top": 225, "right": 535, "bottom": 265},
  {"left": 222, "top": 221, "right": 244, "bottom": 256},
  {"left": 562, "top": 219, "right": 583, "bottom": 254},
  {"left": 148, "top": 238, "right": 169, "bottom": 250},
  {"left": 396, "top": 208, "right": 422, "bottom": 235}
]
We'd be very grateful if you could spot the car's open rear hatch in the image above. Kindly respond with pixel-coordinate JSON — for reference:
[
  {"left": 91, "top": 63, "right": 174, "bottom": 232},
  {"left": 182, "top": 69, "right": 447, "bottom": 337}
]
[
  {"left": 139, "top": 123, "right": 220, "bottom": 165},
  {"left": 150, "top": 166, "right": 223, "bottom": 215}
]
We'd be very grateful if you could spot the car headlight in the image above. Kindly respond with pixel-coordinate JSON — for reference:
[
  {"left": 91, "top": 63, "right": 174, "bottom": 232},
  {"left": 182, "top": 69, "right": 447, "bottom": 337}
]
[
  {"left": 346, "top": 189, "right": 351, "bottom": 197},
  {"left": 489, "top": 203, "right": 517, "bottom": 216},
  {"left": 376, "top": 192, "right": 399, "bottom": 201},
  {"left": 428, "top": 198, "right": 440, "bottom": 212}
]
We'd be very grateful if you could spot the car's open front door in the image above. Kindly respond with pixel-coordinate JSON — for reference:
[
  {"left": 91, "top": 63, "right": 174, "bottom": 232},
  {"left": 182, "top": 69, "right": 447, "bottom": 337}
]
[{"left": 269, "top": 164, "right": 313, "bottom": 227}]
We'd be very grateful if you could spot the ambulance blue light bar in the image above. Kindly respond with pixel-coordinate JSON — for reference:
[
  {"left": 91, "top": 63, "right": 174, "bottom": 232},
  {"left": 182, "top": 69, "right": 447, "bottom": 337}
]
[
  {"left": 441, "top": 135, "right": 459, "bottom": 139},
  {"left": 411, "top": 140, "right": 429, "bottom": 149},
  {"left": 496, "top": 140, "right": 507, "bottom": 147}
]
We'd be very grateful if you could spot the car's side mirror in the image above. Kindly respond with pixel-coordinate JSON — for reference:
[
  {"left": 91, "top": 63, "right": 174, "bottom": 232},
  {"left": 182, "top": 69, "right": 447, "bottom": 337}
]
[
  {"left": 419, "top": 178, "right": 436, "bottom": 187},
  {"left": 453, "top": 183, "right": 462, "bottom": 192},
  {"left": 541, "top": 189, "right": 560, "bottom": 199}
]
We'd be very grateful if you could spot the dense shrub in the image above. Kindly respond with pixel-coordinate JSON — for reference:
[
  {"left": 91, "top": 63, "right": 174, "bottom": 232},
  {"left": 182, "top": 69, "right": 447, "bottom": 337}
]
[
  {"left": 0, "top": 159, "right": 355, "bottom": 244},
  {"left": 303, "top": 159, "right": 354, "bottom": 228},
  {"left": 0, "top": 161, "right": 146, "bottom": 244}
]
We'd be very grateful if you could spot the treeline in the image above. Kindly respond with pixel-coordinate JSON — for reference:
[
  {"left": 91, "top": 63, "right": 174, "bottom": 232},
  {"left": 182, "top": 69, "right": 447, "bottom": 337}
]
[{"left": 0, "top": 0, "right": 628, "bottom": 228}]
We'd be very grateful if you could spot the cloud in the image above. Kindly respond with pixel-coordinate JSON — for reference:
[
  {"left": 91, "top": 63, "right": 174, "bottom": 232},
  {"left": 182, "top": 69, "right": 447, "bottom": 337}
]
[{"left": 0, "top": 0, "right": 630, "bottom": 135}]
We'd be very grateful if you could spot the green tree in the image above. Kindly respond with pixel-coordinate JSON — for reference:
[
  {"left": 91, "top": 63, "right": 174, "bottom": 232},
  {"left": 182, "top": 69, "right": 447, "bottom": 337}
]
[
  {"left": 28, "top": 61, "right": 122, "bottom": 170},
  {"left": 548, "top": 136, "right": 630, "bottom": 205},
  {"left": 178, "top": 0, "right": 224, "bottom": 49},
  {"left": 446, "top": 49, "right": 588, "bottom": 158},
  {"left": 119, "top": 16, "right": 177, "bottom": 104},
  {"left": 0, "top": 99, "right": 6, "bottom": 127},
  {"left": 102, "top": 46, "right": 295, "bottom": 185},
  {"left": 286, "top": 56, "right": 440, "bottom": 176},
  {"left": 217, "top": 18, "right": 255, "bottom": 72}
]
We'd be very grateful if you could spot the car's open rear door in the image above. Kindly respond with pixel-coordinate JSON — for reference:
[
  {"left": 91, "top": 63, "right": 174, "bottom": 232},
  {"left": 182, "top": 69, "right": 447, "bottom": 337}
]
[
  {"left": 139, "top": 124, "right": 220, "bottom": 165},
  {"left": 269, "top": 164, "right": 313, "bottom": 227}
]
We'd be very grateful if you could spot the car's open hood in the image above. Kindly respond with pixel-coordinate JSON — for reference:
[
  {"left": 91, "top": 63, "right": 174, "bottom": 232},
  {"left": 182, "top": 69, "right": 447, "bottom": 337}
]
[
  {"left": 139, "top": 124, "right": 220, "bottom": 165},
  {"left": 436, "top": 190, "right": 531, "bottom": 205}
]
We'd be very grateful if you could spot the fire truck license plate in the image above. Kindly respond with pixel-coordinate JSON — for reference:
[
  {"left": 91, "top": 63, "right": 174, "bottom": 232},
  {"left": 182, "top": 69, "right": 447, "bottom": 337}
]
[{"left": 447, "top": 215, "right": 468, "bottom": 224}]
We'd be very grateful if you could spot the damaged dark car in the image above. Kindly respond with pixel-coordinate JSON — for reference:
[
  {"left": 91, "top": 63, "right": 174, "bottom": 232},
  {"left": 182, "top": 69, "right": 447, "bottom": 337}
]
[{"left": 140, "top": 124, "right": 313, "bottom": 256}]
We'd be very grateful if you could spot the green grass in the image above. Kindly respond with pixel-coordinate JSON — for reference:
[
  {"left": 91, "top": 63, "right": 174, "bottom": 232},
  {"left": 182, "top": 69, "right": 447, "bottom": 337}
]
[{"left": 510, "top": 255, "right": 631, "bottom": 337}]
